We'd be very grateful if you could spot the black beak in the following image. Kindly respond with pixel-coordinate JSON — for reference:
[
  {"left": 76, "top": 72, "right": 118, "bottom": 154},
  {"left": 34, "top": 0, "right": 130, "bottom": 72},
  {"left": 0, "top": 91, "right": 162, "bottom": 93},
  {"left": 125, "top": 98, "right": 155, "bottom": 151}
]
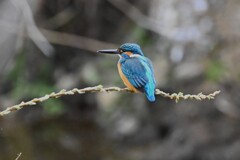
[{"left": 97, "top": 49, "right": 119, "bottom": 54}]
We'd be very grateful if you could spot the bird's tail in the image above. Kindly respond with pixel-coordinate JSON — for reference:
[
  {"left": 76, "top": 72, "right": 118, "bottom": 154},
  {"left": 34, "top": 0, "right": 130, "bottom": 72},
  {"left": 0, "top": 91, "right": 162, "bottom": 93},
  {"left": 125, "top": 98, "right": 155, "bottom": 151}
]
[
  {"left": 145, "top": 82, "right": 156, "bottom": 102},
  {"left": 146, "top": 94, "right": 155, "bottom": 102}
]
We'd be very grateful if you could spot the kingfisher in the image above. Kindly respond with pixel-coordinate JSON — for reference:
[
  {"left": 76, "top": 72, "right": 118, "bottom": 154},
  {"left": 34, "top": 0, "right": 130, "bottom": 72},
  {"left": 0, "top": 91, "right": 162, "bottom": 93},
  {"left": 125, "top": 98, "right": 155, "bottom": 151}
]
[{"left": 97, "top": 43, "right": 156, "bottom": 102}]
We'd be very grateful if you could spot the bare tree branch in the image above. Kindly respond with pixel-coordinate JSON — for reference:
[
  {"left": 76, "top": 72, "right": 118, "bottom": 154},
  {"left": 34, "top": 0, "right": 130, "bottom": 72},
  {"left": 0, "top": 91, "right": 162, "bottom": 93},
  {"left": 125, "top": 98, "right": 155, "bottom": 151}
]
[{"left": 10, "top": 0, "right": 54, "bottom": 56}]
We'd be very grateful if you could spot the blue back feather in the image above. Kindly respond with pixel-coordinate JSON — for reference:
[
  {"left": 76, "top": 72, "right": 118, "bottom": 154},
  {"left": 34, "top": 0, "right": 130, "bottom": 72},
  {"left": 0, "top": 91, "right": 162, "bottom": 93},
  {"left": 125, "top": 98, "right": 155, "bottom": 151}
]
[{"left": 120, "top": 56, "right": 156, "bottom": 102}]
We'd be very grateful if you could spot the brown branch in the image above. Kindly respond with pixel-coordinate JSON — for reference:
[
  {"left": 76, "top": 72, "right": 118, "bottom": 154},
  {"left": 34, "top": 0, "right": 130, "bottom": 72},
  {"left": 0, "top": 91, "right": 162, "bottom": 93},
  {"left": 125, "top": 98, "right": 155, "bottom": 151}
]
[
  {"left": 0, "top": 85, "right": 220, "bottom": 117},
  {"left": 40, "top": 29, "right": 117, "bottom": 53}
]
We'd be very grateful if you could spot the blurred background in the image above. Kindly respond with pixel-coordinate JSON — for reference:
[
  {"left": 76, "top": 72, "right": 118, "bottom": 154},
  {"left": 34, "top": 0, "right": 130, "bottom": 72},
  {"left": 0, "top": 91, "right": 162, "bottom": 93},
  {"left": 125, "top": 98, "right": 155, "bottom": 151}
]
[{"left": 1, "top": 0, "right": 240, "bottom": 159}]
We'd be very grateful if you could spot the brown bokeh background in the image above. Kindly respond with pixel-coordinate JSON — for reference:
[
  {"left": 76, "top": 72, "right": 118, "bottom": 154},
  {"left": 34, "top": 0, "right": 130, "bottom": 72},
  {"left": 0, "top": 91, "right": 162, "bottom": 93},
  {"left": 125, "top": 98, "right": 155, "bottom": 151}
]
[{"left": 1, "top": 0, "right": 240, "bottom": 159}]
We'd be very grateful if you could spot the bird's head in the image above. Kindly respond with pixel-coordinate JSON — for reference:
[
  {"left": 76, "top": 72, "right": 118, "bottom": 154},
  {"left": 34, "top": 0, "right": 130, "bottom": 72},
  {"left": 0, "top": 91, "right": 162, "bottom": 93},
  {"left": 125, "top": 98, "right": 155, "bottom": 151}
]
[{"left": 97, "top": 43, "right": 144, "bottom": 57}]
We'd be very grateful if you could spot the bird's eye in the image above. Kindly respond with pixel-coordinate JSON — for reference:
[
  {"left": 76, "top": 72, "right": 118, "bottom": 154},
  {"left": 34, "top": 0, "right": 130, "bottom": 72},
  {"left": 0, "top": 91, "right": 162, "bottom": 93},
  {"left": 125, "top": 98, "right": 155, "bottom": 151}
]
[{"left": 118, "top": 49, "right": 126, "bottom": 53}]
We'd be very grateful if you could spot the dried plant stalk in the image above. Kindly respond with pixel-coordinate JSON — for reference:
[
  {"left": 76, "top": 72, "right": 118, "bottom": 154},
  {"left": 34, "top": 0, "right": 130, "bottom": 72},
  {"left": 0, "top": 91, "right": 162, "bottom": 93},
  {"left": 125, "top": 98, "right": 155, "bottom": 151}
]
[{"left": 0, "top": 85, "right": 220, "bottom": 116}]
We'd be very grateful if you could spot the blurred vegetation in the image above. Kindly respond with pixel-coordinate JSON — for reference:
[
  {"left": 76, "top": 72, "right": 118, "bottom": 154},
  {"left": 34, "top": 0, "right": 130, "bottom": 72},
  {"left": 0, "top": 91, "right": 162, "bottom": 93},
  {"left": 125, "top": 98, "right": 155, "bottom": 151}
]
[
  {"left": 6, "top": 52, "right": 64, "bottom": 116},
  {"left": 205, "top": 60, "right": 225, "bottom": 82}
]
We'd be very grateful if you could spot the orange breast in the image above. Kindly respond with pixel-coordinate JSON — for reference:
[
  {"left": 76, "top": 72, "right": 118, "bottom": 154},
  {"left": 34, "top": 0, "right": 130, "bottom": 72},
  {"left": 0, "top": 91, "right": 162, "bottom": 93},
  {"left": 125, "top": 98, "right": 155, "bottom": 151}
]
[{"left": 117, "top": 62, "right": 139, "bottom": 93}]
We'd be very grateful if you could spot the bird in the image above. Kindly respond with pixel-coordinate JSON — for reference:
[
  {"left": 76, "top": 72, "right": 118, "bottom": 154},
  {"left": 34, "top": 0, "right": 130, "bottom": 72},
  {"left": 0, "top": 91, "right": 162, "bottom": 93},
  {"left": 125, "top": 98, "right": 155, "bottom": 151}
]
[{"left": 97, "top": 43, "right": 156, "bottom": 102}]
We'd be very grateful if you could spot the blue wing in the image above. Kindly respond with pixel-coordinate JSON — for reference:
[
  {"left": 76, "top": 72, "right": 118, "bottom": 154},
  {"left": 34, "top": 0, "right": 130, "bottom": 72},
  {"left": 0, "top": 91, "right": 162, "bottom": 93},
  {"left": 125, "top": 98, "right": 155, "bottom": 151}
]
[
  {"left": 121, "top": 56, "right": 156, "bottom": 102},
  {"left": 121, "top": 58, "right": 148, "bottom": 91}
]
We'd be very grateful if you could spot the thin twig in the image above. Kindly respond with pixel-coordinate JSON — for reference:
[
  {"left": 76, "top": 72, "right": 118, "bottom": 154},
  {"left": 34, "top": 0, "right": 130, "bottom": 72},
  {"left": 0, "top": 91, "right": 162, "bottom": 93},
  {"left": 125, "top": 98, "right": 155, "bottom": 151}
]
[
  {"left": 15, "top": 152, "right": 22, "bottom": 160},
  {"left": 0, "top": 85, "right": 220, "bottom": 117}
]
